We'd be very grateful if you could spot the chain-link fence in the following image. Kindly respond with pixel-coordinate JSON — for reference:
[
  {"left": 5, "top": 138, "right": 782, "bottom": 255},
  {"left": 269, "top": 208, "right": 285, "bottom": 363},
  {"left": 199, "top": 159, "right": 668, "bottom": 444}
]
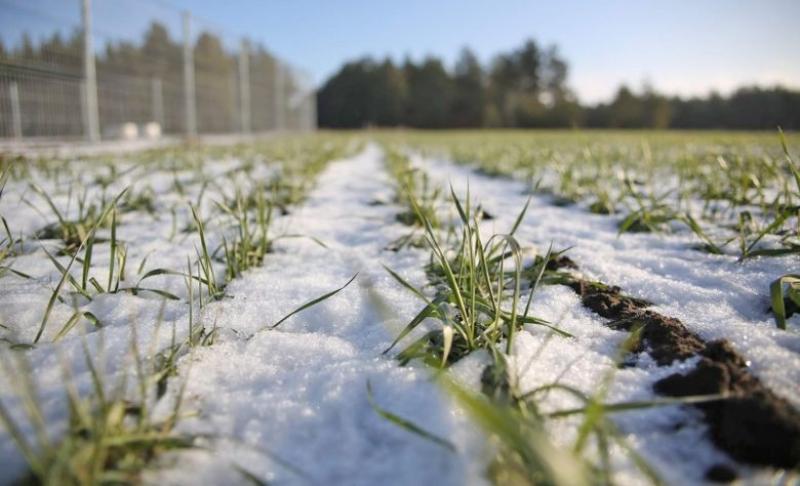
[{"left": 0, "top": 0, "right": 316, "bottom": 142}]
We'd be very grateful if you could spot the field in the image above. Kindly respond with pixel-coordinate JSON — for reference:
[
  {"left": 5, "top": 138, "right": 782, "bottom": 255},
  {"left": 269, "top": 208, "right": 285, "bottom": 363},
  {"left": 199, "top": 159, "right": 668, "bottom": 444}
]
[{"left": 0, "top": 130, "right": 798, "bottom": 485}]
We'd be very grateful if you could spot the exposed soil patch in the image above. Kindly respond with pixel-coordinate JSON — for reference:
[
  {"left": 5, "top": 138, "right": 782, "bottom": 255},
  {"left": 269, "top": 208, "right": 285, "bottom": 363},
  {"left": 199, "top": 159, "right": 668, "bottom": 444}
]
[
  {"left": 545, "top": 254, "right": 577, "bottom": 271},
  {"left": 565, "top": 279, "right": 704, "bottom": 365},
  {"left": 655, "top": 340, "right": 800, "bottom": 468},
  {"left": 566, "top": 280, "right": 650, "bottom": 319},
  {"left": 614, "top": 311, "right": 706, "bottom": 365},
  {"left": 481, "top": 360, "right": 512, "bottom": 403},
  {"left": 544, "top": 256, "right": 800, "bottom": 470},
  {"left": 395, "top": 210, "right": 419, "bottom": 226},
  {"left": 705, "top": 464, "right": 738, "bottom": 483},
  {"left": 477, "top": 206, "right": 494, "bottom": 220}
]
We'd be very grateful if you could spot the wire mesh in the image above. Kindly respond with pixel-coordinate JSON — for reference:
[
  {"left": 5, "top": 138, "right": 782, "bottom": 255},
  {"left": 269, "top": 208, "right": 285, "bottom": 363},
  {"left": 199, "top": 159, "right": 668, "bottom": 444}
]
[{"left": 0, "top": 0, "right": 316, "bottom": 141}]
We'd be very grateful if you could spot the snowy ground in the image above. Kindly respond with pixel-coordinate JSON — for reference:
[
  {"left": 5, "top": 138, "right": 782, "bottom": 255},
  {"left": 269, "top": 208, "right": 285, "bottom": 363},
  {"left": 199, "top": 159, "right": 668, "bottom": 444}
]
[
  {"left": 0, "top": 143, "right": 798, "bottom": 485},
  {"left": 418, "top": 153, "right": 800, "bottom": 406},
  {"left": 147, "top": 145, "right": 489, "bottom": 485},
  {"left": 417, "top": 152, "right": 800, "bottom": 483}
]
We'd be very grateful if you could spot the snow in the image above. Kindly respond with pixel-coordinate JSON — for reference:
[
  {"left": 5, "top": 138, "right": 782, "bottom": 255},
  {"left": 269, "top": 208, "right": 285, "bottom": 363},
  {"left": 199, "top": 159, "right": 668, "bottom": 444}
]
[
  {"left": 149, "top": 145, "right": 489, "bottom": 484},
  {"left": 418, "top": 152, "right": 800, "bottom": 406},
  {"left": 418, "top": 151, "right": 800, "bottom": 483},
  {"left": 0, "top": 142, "right": 797, "bottom": 485}
]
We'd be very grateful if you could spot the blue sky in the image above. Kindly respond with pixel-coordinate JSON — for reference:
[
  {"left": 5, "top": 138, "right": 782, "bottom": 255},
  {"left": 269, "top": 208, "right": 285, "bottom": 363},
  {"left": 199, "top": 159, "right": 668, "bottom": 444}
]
[{"left": 3, "top": 0, "right": 799, "bottom": 103}]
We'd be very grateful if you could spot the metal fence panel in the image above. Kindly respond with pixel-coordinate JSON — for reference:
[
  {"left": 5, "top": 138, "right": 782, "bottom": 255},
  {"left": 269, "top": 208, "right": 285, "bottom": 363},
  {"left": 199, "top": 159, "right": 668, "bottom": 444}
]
[{"left": 0, "top": 0, "right": 316, "bottom": 141}]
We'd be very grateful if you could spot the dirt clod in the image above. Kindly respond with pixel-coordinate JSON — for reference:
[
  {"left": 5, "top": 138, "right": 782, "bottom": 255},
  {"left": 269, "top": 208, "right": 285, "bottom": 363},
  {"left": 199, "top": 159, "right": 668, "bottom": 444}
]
[
  {"left": 633, "top": 312, "right": 705, "bottom": 365},
  {"left": 545, "top": 254, "right": 577, "bottom": 271},
  {"left": 567, "top": 279, "right": 703, "bottom": 364},
  {"left": 705, "top": 464, "right": 737, "bottom": 483},
  {"left": 562, "top": 269, "right": 800, "bottom": 470},
  {"left": 481, "top": 362, "right": 512, "bottom": 403},
  {"left": 567, "top": 280, "right": 650, "bottom": 319},
  {"left": 655, "top": 340, "right": 800, "bottom": 468}
]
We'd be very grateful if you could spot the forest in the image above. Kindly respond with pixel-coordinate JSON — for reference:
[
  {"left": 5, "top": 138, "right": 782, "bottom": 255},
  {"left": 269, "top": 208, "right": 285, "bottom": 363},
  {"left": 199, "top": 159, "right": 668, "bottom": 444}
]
[{"left": 317, "top": 40, "right": 800, "bottom": 130}]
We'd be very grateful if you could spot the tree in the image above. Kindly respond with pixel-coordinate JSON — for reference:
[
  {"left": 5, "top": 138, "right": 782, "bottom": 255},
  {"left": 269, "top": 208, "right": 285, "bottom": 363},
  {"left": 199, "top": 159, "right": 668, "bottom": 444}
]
[
  {"left": 514, "top": 40, "right": 542, "bottom": 94},
  {"left": 372, "top": 59, "right": 407, "bottom": 126},
  {"left": 488, "top": 53, "right": 517, "bottom": 126},
  {"left": 640, "top": 83, "right": 671, "bottom": 129},
  {"left": 542, "top": 46, "right": 568, "bottom": 102},
  {"left": 314, "top": 37, "right": 800, "bottom": 130},
  {"left": 249, "top": 44, "right": 279, "bottom": 131},
  {"left": 608, "top": 85, "right": 644, "bottom": 128},
  {"left": 193, "top": 31, "right": 236, "bottom": 132},
  {"left": 404, "top": 58, "right": 452, "bottom": 128},
  {"left": 449, "top": 48, "right": 485, "bottom": 127},
  {"left": 488, "top": 39, "right": 550, "bottom": 126},
  {"left": 317, "top": 59, "right": 374, "bottom": 128}
]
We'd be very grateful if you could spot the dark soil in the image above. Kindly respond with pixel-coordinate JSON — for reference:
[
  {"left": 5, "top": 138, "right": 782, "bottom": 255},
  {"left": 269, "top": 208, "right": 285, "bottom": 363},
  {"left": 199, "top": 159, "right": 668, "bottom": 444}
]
[
  {"left": 545, "top": 254, "right": 577, "bottom": 271},
  {"left": 549, "top": 259, "right": 800, "bottom": 470},
  {"left": 566, "top": 280, "right": 651, "bottom": 319},
  {"left": 705, "top": 464, "right": 738, "bottom": 483},
  {"left": 655, "top": 340, "right": 800, "bottom": 468},
  {"left": 566, "top": 279, "right": 704, "bottom": 365},
  {"left": 477, "top": 207, "right": 494, "bottom": 220},
  {"left": 481, "top": 360, "right": 513, "bottom": 403},
  {"left": 395, "top": 210, "right": 419, "bottom": 226}
]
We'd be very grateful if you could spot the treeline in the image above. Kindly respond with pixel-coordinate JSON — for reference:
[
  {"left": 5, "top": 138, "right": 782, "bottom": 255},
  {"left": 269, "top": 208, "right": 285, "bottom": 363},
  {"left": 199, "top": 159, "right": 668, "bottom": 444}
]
[
  {"left": 318, "top": 41, "right": 579, "bottom": 129},
  {"left": 317, "top": 39, "right": 800, "bottom": 130},
  {"left": 585, "top": 85, "right": 800, "bottom": 130}
]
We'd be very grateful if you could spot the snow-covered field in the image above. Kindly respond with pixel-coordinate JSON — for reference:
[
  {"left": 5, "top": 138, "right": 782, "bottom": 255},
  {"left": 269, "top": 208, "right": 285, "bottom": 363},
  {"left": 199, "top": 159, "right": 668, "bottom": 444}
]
[{"left": 0, "top": 137, "right": 798, "bottom": 485}]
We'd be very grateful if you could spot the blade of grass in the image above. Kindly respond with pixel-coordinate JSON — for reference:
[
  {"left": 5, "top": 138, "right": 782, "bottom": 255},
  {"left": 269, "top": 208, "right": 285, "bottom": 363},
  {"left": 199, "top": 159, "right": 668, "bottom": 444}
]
[
  {"left": 260, "top": 273, "right": 358, "bottom": 332},
  {"left": 366, "top": 380, "right": 455, "bottom": 452},
  {"left": 34, "top": 188, "right": 127, "bottom": 343}
]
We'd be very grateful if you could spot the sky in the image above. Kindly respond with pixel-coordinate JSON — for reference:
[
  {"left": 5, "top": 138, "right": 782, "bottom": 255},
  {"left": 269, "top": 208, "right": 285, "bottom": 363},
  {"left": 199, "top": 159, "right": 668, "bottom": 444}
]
[{"left": 2, "top": 0, "right": 799, "bottom": 103}]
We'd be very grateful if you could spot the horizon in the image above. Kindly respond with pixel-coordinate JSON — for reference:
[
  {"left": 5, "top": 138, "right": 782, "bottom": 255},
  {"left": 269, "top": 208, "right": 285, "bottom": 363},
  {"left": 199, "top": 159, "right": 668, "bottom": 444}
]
[
  {"left": 1, "top": 0, "right": 798, "bottom": 104},
  {"left": 167, "top": 0, "right": 800, "bottom": 103}
]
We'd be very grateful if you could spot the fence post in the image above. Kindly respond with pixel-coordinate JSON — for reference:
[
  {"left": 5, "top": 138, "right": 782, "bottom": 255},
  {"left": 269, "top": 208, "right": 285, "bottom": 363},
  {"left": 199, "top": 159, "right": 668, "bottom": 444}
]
[
  {"left": 81, "top": 0, "right": 100, "bottom": 141},
  {"left": 274, "top": 59, "right": 284, "bottom": 131},
  {"left": 80, "top": 81, "right": 88, "bottom": 139},
  {"left": 9, "top": 81, "right": 22, "bottom": 139},
  {"left": 182, "top": 11, "right": 197, "bottom": 137},
  {"left": 151, "top": 77, "right": 163, "bottom": 127},
  {"left": 238, "top": 39, "right": 251, "bottom": 134},
  {"left": 309, "top": 90, "right": 317, "bottom": 131},
  {"left": 301, "top": 91, "right": 311, "bottom": 132}
]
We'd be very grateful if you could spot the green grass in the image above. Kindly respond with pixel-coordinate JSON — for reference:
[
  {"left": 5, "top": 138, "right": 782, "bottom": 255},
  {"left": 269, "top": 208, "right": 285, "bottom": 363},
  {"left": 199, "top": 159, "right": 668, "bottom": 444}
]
[
  {"left": 34, "top": 189, "right": 128, "bottom": 344},
  {"left": 2, "top": 130, "right": 795, "bottom": 484},
  {"left": 376, "top": 129, "right": 800, "bottom": 261},
  {"left": 373, "top": 144, "right": 748, "bottom": 484},
  {"left": 771, "top": 274, "right": 800, "bottom": 329},
  {"left": 384, "top": 182, "right": 568, "bottom": 368},
  {"left": 385, "top": 147, "right": 442, "bottom": 228},
  {"left": 0, "top": 331, "right": 194, "bottom": 485},
  {"left": 0, "top": 134, "right": 357, "bottom": 482},
  {"left": 0, "top": 161, "right": 28, "bottom": 280}
]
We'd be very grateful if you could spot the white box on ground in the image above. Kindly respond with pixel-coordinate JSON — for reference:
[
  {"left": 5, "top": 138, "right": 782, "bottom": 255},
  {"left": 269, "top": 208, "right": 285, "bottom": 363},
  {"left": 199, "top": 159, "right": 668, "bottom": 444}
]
[
  {"left": 120, "top": 122, "right": 138, "bottom": 140},
  {"left": 104, "top": 122, "right": 139, "bottom": 140},
  {"left": 143, "top": 122, "right": 162, "bottom": 139}
]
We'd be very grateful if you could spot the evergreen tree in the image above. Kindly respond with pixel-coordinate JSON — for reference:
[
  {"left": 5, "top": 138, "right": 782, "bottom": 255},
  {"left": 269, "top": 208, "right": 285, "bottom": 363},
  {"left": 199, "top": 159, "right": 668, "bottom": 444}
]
[
  {"left": 450, "top": 48, "right": 485, "bottom": 127},
  {"left": 404, "top": 57, "right": 452, "bottom": 128}
]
